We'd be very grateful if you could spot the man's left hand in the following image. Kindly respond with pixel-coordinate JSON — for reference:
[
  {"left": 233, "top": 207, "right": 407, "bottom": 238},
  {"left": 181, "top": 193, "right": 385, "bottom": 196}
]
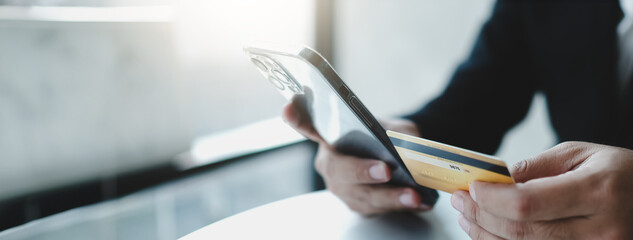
[{"left": 451, "top": 141, "right": 633, "bottom": 239}]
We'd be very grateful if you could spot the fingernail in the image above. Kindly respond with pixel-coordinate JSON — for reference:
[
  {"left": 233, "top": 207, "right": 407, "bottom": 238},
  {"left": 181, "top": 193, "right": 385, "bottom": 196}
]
[
  {"left": 369, "top": 164, "right": 388, "bottom": 181},
  {"left": 470, "top": 186, "right": 477, "bottom": 203},
  {"left": 451, "top": 192, "right": 464, "bottom": 212},
  {"left": 399, "top": 192, "right": 417, "bottom": 208},
  {"left": 458, "top": 215, "right": 471, "bottom": 233}
]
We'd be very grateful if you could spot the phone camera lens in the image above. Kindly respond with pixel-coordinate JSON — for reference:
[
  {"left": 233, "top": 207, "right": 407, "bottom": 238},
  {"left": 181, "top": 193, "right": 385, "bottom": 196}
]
[
  {"left": 267, "top": 75, "right": 285, "bottom": 90},
  {"left": 271, "top": 69, "right": 290, "bottom": 84},
  {"left": 287, "top": 84, "right": 299, "bottom": 93},
  {"left": 250, "top": 57, "right": 268, "bottom": 73}
]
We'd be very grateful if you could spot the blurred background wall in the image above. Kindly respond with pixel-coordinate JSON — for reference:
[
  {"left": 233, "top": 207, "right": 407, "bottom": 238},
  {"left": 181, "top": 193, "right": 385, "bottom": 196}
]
[
  {"left": 0, "top": 0, "right": 314, "bottom": 201},
  {"left": 332, "top": 0, "right": 556, "bottom": 165},
  {"left": 0, "top": 17, "right": 191, "bottom": 200}
]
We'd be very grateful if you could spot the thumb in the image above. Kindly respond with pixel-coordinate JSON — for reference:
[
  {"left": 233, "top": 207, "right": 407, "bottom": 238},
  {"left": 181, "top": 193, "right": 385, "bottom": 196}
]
[{"left": 511, "top": 141, "right": 601, "bottom": 183}]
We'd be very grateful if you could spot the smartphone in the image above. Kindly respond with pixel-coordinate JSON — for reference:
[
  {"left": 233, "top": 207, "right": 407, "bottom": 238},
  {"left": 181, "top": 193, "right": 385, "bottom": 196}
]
[{"left": 244, "top": 42, "right": 438, "bottom": 206}]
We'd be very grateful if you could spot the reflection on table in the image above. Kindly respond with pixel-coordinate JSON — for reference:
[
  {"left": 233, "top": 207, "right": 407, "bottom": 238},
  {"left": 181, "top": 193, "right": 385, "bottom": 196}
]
[{"left": 182, "top": 190, "right": 469, "bottom": 240}]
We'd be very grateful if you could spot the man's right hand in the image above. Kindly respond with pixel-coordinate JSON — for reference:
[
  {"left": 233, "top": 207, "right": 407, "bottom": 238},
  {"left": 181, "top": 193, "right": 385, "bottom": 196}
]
[{"left": 282, "top": 103, "right": 433, "bottom": 215}]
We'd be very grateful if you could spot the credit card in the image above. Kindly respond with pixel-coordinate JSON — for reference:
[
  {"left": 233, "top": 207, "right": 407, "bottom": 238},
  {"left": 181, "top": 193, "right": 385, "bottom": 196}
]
[{"left": 387, "top": 130, "right": 514, "bottom": 193}]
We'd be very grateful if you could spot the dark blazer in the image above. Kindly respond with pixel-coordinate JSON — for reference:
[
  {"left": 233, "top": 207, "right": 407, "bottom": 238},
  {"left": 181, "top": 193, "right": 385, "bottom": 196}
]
[{"left": 405, "top": 0, "right": 630, "bottom": 154}]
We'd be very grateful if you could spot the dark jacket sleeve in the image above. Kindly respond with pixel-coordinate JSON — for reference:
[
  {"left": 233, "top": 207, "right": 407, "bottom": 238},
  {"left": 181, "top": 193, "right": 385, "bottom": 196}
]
[{"left": 404, "top": 0, "right": 536, "bottom": 154}]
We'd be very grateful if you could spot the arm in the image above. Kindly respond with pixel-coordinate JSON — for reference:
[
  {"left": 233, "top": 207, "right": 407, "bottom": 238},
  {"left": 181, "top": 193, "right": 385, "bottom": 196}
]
[{"left": 405, "top": 0, "right": 536, "bottom": 154}]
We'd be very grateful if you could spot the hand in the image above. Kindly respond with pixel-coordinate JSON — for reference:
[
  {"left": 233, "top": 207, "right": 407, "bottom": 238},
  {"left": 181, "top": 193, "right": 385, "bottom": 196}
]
[
  {"left": 281, "top": 101, "right": 433, "bottom": 215},
  {"left": 451, "top": 142, "right": 633, "bottom": 239}
]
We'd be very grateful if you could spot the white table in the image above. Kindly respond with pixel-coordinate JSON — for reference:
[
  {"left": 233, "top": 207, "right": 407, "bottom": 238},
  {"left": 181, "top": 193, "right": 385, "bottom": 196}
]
[{"left": 181, "top": 190, "right": 469, "bottom": 240}]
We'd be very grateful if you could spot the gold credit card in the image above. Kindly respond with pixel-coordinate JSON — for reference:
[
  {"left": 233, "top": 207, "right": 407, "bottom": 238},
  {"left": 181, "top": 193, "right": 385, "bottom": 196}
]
[{"left": 387, "top": 130, "right": 514, "bottom": 193}]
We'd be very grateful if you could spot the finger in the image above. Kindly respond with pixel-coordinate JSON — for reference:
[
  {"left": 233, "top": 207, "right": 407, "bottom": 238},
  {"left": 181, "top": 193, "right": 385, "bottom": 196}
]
[
  {"left": 454, "top": 190, "right": 592, "bottom": 240},
  {"left": 314, "top": 146, "right": 391, "bottom": 184},
  {"left": 453, "top": 191, "right": 534, "bottom": 239},
  {"left": 339, "top": 185, "right": 431, "bottom": 214},
  {"left": 281, "top": 102, "right": 323, "bottom": 143},
  {"left": 369, "top": 187, "right": 433, "bottom": 211},
  {"left": 511, "top": 141, "right": 602, "bottom": 183},
  {"left": 458, "top": 215, "right": 504, "bottom": 240},
  {"left": 467, "top": 212, "right": 588, "bottom": 240},
  {"left": 470, "top": 171, "right": 598, "bottom": 221}
]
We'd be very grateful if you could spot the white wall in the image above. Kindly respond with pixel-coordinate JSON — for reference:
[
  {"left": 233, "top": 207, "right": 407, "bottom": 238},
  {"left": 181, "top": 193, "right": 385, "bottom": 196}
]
[
  {"left": 0, "top": 20, "right": 193, "bottom": 199},
  {"left": 0, "top": 1, "right": 315, "bottom": 200},
  {"left": 333, "top": 0, "right": 556, "bottom": 165}
]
